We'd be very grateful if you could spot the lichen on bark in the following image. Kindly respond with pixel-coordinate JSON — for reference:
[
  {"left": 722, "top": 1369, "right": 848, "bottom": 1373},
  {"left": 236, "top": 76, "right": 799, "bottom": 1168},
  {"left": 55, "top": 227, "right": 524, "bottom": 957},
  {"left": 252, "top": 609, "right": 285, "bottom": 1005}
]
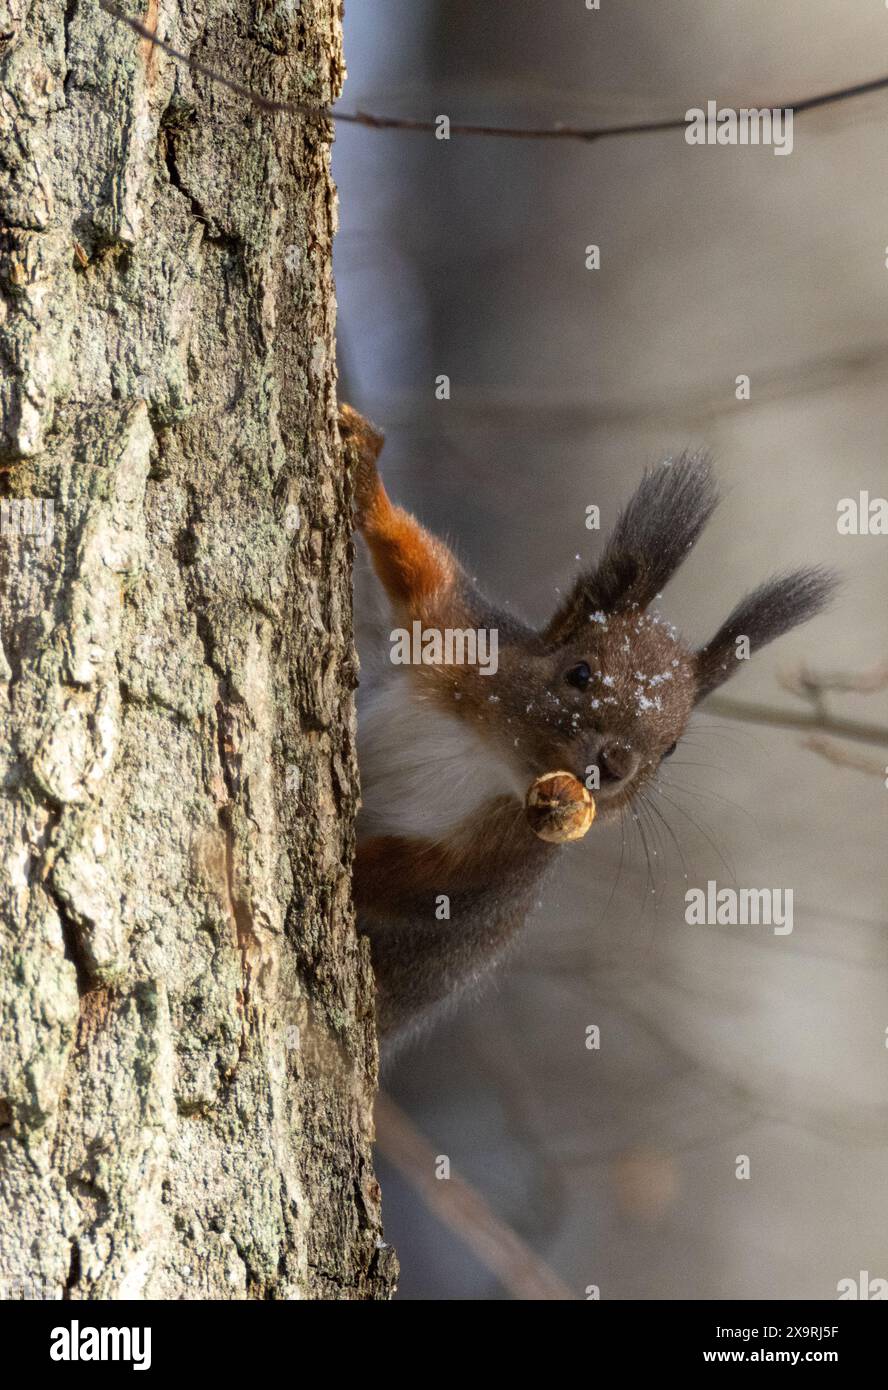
[{"left": 0, "top": 0, "right": 395, "bottom": 1300}]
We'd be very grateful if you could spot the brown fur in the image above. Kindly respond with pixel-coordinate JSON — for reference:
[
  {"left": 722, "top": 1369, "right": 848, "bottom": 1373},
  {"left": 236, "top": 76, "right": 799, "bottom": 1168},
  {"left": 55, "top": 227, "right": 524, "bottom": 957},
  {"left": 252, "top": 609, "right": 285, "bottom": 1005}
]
[{"left": 340, "top": 405, "right": 837, "bottom": 1040}]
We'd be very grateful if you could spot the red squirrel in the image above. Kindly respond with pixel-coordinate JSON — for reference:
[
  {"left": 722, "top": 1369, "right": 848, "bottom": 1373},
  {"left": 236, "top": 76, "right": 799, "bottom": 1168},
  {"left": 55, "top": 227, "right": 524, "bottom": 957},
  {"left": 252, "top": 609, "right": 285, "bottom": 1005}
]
[{"left": 339, "top": 404, "right": 835, "bottom": 1041}]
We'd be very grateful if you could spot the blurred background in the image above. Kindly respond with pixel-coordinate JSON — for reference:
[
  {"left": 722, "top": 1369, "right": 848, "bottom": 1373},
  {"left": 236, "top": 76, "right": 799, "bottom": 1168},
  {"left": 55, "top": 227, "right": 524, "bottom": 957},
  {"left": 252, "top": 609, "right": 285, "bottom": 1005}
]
[{"left": 333, "top": 0, "right": 888, "bottom": 1299}]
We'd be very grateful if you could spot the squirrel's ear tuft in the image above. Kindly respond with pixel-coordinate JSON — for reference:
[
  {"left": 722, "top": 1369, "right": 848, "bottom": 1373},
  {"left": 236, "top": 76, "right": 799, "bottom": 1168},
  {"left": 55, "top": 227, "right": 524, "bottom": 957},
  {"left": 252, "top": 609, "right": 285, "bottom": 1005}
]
[
  {"left": 694, "top": 567, "right": 838, "bottom": 700},
  {"left": 544, "top": 451, "right": 718, "bottom": 646}
]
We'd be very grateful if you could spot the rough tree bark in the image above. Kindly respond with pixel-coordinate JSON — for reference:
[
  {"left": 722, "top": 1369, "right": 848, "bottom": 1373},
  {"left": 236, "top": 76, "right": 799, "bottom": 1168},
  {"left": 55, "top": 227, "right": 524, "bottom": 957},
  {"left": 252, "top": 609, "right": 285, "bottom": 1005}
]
[{"left": 0, "top": 0, "right": 395, "bottom": 1299}]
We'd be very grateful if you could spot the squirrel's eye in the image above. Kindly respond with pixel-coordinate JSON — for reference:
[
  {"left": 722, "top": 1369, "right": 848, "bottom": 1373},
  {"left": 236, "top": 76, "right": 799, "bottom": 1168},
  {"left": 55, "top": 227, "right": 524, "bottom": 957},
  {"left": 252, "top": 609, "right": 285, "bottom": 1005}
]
[
  {"left": 565, "top": 661, "right": 592, "bottom": 691},
  {"left": 663, "top": 742, "right": 678, "bottom": 759}
]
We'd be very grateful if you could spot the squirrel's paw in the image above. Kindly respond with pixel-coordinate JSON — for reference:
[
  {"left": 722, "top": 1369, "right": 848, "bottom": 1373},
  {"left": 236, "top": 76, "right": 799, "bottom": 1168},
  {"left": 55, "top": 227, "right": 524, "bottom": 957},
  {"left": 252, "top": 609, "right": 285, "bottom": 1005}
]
[{"left": 339, "top": 402, "right": 385, "bottom": 524}]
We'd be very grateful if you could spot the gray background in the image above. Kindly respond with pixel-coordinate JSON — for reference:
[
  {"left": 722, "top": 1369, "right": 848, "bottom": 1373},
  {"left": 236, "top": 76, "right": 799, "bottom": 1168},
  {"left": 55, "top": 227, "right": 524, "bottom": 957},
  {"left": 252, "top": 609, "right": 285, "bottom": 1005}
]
[{"left": 334, "top": 0, "right": 888, "bottom": 1300}]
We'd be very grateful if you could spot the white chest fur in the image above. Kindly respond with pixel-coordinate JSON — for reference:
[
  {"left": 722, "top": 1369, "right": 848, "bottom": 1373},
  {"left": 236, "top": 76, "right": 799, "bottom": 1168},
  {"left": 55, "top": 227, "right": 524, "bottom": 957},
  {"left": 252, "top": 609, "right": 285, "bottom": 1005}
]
[{"left": 357, "top": 674, "right": 525, "bottom": 842}]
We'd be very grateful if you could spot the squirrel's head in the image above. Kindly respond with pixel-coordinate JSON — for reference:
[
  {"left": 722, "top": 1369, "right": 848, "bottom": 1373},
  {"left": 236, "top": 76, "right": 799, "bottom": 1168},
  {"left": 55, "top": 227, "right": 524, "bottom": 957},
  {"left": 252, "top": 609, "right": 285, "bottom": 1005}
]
[{"left": 459, "top": 453, "right": 836, "bottom": 820}]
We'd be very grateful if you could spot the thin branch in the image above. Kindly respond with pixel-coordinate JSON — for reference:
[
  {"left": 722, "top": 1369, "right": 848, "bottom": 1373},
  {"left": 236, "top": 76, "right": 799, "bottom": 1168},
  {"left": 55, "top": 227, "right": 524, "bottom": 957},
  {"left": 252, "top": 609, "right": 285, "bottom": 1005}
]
[
  {"left": 706, "top": 696, "right": 888, "bottom": 749},
  {"left": 100, "top": 1, "right": 888, "bottom": 144},
  {"left": 801, "top": 735, "right": 886, "bottom": 777},
  {"left": 374, "top": 1090, "right": 575, "bottom": 1300},
  {"left": 708, "top": 659, "right": 888, "bottom": 754},
  {"left": 780, "top": 661, "right": 888, "bottom": 699},
  {"left": 100, "top": 0, "right": 329, "bottom": 120}
]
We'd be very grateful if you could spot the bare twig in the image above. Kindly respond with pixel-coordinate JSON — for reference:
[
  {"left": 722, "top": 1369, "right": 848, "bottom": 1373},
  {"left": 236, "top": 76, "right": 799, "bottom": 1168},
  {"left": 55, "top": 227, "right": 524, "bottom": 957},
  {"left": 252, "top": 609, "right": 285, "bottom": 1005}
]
[
  {"left": 100, "top": 2, "right": 888, "bottom": 145},
  {"left": 708, "top": 659, "right": 888, "bottom": 777},
  {"left": 99, "top": 0, "right": 329, "bottom": 120},
  {"left": 801, "top": 735, "right": 886, "bottom": 777},
  {"left": 781, "top": 661, "right": 888, "bottom": 699},
  {"left": 706, "top": 697, "right": 888, "bottom": 749},
  {"left": 374, "top": 1090, "right": 575, "bottom": 1300}
]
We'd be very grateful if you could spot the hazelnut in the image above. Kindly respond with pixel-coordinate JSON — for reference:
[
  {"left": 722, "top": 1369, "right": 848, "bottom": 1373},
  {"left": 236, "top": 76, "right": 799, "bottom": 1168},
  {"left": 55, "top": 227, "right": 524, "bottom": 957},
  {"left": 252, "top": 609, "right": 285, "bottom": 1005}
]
[{"left": 525, "top": 771, "right": 596, "bottom": 843}]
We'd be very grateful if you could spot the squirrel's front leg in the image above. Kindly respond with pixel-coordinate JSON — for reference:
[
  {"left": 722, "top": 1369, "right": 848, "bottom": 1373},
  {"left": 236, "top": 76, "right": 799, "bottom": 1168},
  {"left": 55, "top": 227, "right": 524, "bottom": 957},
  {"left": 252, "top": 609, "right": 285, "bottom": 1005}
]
[{"left": 339, "top": 402, "right": 462, "bottom": 624}]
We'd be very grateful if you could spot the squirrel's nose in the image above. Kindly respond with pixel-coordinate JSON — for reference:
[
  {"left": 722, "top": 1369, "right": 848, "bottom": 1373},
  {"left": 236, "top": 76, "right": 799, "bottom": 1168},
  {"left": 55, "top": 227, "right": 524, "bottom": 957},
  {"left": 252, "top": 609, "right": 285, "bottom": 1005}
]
[{"left": 597, "top": 739, "right": 639, "bottom": 786}]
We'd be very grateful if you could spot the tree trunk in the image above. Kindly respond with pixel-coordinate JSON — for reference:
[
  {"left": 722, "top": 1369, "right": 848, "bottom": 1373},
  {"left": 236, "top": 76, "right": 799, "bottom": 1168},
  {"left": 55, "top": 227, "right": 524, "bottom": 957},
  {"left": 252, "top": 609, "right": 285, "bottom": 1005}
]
[{"left": 0, "top": 0, "right": 395, "bottom": 1300}]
